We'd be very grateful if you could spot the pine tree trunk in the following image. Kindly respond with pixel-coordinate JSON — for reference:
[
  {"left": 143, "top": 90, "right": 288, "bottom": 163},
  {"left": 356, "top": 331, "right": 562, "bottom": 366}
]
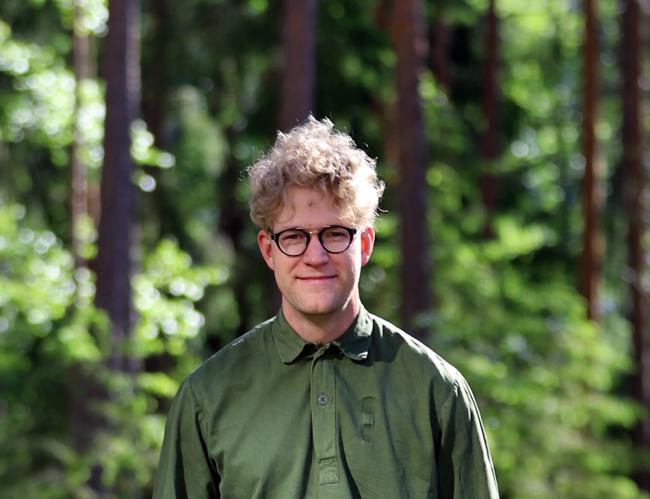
[
  {"left": 430, "top": 14, "right": 451, "bottom": 90},
  {"left": 280, "top": 0, "right": 316, "bottom": 131},
  {"left": 621, "top": 0, "right": 650, "bottom": 490},
  {"left": 391, "top": 0, "right": 431, "bottom": 338},
  {"left": 95, "top": 0, "right": 140, "bottom": 373},
  {"left": 580, "top": 0, "right": 602, "bottom": 320},
  {"left": 217, "top": 135, "right": 252, "bottom": 338},
  {"left": 70, "top": 0, "right": 91, "bottom": 269},
  {"left": 141, "top": 0, "right": 193, "bottom": 251},
  {"left": 480, "top": 0, "right": 499, "bottom": 237}
]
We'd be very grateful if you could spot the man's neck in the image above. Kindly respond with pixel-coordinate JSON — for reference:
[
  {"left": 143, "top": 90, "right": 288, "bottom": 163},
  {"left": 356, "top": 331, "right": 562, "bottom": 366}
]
[{"left": 282, "top": 301, "right": 360, "bottom": 344}]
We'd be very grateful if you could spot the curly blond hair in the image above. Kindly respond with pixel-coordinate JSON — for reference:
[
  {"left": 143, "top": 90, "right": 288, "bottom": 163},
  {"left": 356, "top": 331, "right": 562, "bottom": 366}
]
[{"left": 248, "top": 116, "right": 385, "bottom": 230}]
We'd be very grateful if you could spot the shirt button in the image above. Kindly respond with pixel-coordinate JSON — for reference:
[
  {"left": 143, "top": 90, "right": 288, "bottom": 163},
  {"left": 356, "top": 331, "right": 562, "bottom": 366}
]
[{"left": 318, "top": 393, "right": 329, "bottom": 405}]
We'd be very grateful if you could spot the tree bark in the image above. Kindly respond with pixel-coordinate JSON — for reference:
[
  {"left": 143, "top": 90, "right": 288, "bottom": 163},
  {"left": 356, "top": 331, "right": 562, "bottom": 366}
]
[
  {"left": 70, "top": 0, "right": 91, "bottom": 269},
  {"left": 391, "top": 0, "right": 431, "bottom": 338},
  {"left": 140, "top": 0, "right": 195, "bottom": 252},
  {"left": 480, "top": 0, "right": 499, "bottom": 237},
  {"left": 580, "top": 0, "right": 602, "bottom": 320},
  {"left": 430, "top": 14, "right": 451, "bottom": 90},
  {"left": 95, "top": 0, "right": 140, "bottom": 373},
  {"left": 69, "top": 2, "right": 94, "bottom": 459},
  {"left": 217, "top": 133, "right": 252, "bottom": 338},
  {"left": 280, "top": 0, "right": 317, "bottom": 131},
  {"left": 142, "top": 0, "right": 167, "bottom": 147},
  {"left": 620, "top": 0, "right": 650, "bottom": 490}
]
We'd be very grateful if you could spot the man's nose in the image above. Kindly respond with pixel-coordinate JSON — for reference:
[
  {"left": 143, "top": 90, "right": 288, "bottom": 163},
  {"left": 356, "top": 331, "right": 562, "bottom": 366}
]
[{"left": 302, "top": 235, "right": 329, "bottom": 264}]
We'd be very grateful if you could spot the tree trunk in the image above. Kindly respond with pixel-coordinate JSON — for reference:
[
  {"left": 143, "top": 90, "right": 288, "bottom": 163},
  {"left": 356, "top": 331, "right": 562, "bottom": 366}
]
[
  {"left": 70, "top": 0, "right": 91, "bottom": 269},
  {"left": 580, "top": 0, "right": 602, "bottom": 320},
  {"left": 141, "top": 0, "right": 194, "bottom": 252},
  {"left": 142, "top": 0, "right": 167, "bottom": 147},
  {"left": 480, "top": 0, "right": 499, "bottom": 237},
  {"left": 620, "top": 0, "right": 650, "bottom": 490},
  {"left": 217, "top": 132, "right": 252, "bottom": 338},
  {"left": 95, "top": 0, "right": 140, "bottom": 373},
  {"left": 280, "top": 0, "right": 317, "bottom": 131},
  {"left": 69, "top": 1, "right": 95, "bottom": 460},
  {"left": 372, "top": 0, "right": 399, "bottom": 171},
  {"left": 430, "top": 14, "right": 451, "bottom": 90},
  {"left": 391, "top": 0, "right": 431, "bottom": 338}
]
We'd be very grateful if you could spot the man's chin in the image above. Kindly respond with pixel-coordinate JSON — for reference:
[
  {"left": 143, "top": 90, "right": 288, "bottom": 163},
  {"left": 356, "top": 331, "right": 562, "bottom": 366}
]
[
  {"left": 298, "top": 305, "right": 339, "bottom": 318},
  {"left": 282, "top": 292, "right": 357, "bottom": 322},
  {"left": 286, "top": 300, "right": 344, "bottom": 319}
]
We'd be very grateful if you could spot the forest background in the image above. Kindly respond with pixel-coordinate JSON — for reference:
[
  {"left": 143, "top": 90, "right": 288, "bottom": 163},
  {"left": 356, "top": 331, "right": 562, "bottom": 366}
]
[{"left": 1, "top": 0, "right": 649, "bottom": 498}]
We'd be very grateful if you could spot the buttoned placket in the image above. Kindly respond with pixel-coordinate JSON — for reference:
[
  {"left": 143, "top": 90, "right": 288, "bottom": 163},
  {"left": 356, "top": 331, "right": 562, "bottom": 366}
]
[{"left": 310, "top": 344, "right": 339, "bottom": 486}]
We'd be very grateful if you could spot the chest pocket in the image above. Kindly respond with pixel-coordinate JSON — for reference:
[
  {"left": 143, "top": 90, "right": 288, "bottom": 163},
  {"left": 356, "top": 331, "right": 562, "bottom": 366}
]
[{"left": 342, "top": 391, "right": 436, "bottom": 498}]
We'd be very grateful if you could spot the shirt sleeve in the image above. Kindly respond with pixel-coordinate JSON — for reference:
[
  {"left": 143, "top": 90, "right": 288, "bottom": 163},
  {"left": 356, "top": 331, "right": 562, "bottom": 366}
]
[
  {"left": 437, "top": 377, "right": 500, "bottom": 499},
  {"left": 153, "top": 378, "right": 221, "bottom": 499}
]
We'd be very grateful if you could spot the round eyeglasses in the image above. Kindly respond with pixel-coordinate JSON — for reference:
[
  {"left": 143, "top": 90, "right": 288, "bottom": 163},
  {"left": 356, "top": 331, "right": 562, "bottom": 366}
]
[{"left": 270, "top": 225, "right": 358, "bottom": 257}]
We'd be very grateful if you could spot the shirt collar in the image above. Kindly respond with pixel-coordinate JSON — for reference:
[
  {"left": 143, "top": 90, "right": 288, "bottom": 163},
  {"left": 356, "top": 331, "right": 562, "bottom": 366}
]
[{"left": 272, "top": 306, "right": 373, "bottom": 364}]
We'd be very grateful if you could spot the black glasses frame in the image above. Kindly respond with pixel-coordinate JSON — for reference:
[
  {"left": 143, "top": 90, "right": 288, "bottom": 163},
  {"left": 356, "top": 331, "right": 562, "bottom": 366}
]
[{"left": 270, "top": 225, "right": 358, "bottom": 257}]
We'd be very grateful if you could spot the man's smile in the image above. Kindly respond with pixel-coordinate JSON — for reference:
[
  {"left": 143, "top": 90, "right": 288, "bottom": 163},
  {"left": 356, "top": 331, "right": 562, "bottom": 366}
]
[{"left": 296, "top": 275, "right": 337, "bottom": 281}]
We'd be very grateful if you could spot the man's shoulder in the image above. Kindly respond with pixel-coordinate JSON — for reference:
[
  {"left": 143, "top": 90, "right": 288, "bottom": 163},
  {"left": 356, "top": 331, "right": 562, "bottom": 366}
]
[
  {"left": 367, "top": 312, "right": 465, "bottom": 388},
  {"left": 187, "top": 316, "right": 275, "bottom": 387}
]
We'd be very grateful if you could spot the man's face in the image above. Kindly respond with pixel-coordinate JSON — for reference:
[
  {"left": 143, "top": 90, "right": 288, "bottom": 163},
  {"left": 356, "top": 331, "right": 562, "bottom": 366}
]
[{"left": 257, "top": 185, "right": 374, "bottom": 327}]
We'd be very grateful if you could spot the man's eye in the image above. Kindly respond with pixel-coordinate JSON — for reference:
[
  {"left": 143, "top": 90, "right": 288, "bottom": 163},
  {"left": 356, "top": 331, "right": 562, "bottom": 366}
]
[
  {"left": 324, "top": 229, "right": 347, "bottom": 239},
  {"left": 281, "top": 232, "right": 305, "bottom": 243}
]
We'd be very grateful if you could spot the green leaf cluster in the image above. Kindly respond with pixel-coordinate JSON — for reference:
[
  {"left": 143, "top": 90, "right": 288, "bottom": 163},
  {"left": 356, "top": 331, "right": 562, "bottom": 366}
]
[{"left": 0, "top": 205, "right": 225, "bottom": 497}]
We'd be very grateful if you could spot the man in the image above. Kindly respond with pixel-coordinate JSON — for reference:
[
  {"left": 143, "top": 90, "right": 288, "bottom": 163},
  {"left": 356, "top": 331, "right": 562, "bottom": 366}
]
[{"left": 153, "top": 117, "right": 499, "bottom": 498}]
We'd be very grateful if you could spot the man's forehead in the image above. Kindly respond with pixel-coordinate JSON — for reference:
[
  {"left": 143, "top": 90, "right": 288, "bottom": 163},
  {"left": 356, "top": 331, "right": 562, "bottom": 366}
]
[{"left": 271, "top": 186, "right": 350, "bottom": 228}]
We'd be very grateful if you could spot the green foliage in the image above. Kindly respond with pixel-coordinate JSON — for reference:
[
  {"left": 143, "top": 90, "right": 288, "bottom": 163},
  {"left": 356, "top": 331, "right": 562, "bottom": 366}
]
[
  {"left": 132, "top": 238, "right": 228, "bottom": 358},
  {"left": 131, "top": 120, "right": 175, "bottom": 170},
  {"left": 428, "top": 200, "right": 642, "bottom": 498},
  {"left": 0, "top": 206, "right": 226, "bottom": 497},
  {"left": 53, "top": 0, "right": 108, "bottom": 36},
  {"left": 0, "top": 204, "right": 100, "bottom": 497},
  {"left": 0, "top": 19, "right": 73, "bottom": 150},
  {"left": 0, "top": 12, "right": 104, "bottom": 237}
]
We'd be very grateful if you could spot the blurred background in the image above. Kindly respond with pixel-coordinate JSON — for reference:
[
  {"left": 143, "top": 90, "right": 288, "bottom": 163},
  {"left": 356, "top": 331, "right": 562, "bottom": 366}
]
[{"left": 1, "top": 0, "right": 649, "bottom": 497}]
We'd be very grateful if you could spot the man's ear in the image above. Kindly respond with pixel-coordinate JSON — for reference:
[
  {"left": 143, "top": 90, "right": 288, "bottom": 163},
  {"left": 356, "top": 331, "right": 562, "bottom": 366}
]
[
  {"left": 360, "top": 227, "right": 375, "bottom": 266},
  {"left": 257, "top": 230, "right": 275, "bottom": 271}
]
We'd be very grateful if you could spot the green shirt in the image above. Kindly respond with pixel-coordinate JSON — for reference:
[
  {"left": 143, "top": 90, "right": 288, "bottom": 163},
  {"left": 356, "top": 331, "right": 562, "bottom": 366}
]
[{"left": 153, "top": 307, "right": 499, "bottom": 498}]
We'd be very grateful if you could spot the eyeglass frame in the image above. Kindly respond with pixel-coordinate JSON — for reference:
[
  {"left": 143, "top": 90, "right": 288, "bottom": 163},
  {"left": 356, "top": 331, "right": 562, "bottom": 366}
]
[{"left": 269, "top": 225, "right": 358, "bottom": 257}]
